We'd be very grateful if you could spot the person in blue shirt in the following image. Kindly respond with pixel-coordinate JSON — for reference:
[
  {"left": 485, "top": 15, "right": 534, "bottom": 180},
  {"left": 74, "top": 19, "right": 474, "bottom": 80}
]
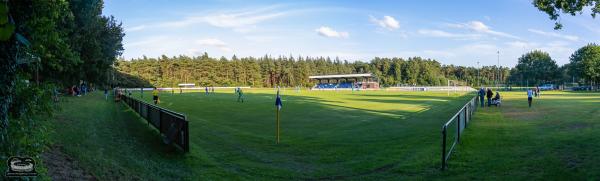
[
  {"left": 527, "top": 89, "right": 534, "bottom": 108},
  {"left": 478, "top": 88, "right": 485, "bottom": 108}
]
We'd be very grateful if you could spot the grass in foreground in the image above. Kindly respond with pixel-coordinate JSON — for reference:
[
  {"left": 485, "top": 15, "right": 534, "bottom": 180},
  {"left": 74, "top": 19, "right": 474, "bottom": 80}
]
[
  {"left": 446, "top": 91, "right": 600, "bottom": 180},
  {"left": 49, "top": 89, "right": 600, "bottom": 180},
  {"left": 50, "top": 89, "right": 471, "bottom": 179}
]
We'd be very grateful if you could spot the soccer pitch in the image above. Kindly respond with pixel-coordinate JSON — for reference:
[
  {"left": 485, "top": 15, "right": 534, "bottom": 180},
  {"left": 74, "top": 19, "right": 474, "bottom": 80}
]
[
  {"left": 136, "top": 89, "right": 473, "bottom": 179},
  {"left": 49, "top": 89, "right": 600, "bottom": 179},
  {"left": 51, "top": 89, "right": 473, "bottom": 179}
]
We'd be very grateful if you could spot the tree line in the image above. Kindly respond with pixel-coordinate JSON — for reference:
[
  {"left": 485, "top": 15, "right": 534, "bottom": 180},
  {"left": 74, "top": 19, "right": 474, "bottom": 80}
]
[
  {"left": 115, "top": 54, "right": 511, "bottom": 88},
  {"left": 116, "top": 43, "right": 600, "bottom": 89}
]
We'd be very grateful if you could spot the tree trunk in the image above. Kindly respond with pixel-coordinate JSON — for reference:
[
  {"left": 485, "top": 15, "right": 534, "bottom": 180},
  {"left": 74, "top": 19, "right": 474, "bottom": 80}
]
[{"left": 0, "top": 40, "right": 17, "bottom": 130}]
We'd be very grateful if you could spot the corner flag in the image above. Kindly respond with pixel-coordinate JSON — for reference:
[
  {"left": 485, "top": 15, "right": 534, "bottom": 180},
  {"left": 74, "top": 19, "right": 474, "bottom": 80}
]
[{"left": 275, "top": 89, "right": 282, "bottom": 110}]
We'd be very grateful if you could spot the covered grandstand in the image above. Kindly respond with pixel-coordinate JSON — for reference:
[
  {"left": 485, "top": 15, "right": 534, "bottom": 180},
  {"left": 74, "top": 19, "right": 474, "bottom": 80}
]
[{"left": 309, "top": 73, "right": 379, "bottom": 90}]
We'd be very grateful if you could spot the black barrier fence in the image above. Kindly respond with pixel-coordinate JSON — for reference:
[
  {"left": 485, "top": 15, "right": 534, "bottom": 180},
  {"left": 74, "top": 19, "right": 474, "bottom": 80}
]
[
  {"left": 120, "top": 94, "right": 189, "bottom": 152},
  {"left": 441, "top": 95, "right": 478, "bottom": 170}
]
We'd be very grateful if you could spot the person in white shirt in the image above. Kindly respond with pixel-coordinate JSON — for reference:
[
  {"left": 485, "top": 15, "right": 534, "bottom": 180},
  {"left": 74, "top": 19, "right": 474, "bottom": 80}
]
[{"left": 527, "top": 89, "right": 533, "bottom": 108}]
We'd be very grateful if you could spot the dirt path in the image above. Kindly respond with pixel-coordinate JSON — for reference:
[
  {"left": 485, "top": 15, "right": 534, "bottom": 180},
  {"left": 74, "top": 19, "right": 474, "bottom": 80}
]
[{"left": 41, "top": 146, "right": 97, "bottom": 181}]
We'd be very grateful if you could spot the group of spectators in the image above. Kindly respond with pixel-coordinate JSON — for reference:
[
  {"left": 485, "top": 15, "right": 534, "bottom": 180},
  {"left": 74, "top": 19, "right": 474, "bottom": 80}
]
[
  {"left": 478, "top": 86, "right": 544, "bottom": 109},
  {"left": 67, "top": 81, "right": 93, "bottom": 97},
  {"left": 478, "top": 88, "right": 501, "bottom": 107},
  {"left": 204, "top": 87, "right": 215, "bottom": 95}
]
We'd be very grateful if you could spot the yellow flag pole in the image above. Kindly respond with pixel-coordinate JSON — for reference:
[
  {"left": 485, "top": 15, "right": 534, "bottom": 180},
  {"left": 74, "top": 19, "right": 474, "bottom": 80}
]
[{"left": 276, "top": 108, "right": 280, "bottom": 144}]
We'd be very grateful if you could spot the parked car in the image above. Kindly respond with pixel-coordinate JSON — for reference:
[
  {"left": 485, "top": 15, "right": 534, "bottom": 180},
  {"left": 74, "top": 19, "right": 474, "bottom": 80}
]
[
  {"left": 539, "top": 84, "right": 555, "bottom": 90},
  {"left": 572, "top": 86, "right": 592, "bottom": 91}
]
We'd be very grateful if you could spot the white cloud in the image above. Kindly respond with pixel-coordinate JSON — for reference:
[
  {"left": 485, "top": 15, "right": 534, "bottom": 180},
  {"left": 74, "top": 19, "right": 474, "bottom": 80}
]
[
  {"left": 196, "top": 38, "right": 232, "bottom": 52},
  {"left": 503, "top": 40, "right": 573, "bottom": 65},
  {"left": 202, "top": 12, "right": 286, "bottom": 28},
  {"left": 125, "top": 36, "right": 170, "bottom": 48},
  {"left": 527, "top": 29, "right": 579, "bottom": 41},
  {"left": 448, "top": 21, "right": 520, "bottom": 39},
  {"left": 129, "top": 5, "right": 293, "bottom": 33},
  {"left": 418, "top": 29, "right": 481, "bottom": 39},
  {"left": 315, "top": 26, "right": 349, "bottom": 38},
  {"left": 369, "top": 15, "right": 400, "bottom": 30}
]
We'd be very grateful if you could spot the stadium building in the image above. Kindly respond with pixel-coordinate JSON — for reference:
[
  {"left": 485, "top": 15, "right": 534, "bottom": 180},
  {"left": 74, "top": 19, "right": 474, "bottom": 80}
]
[{"left": 309, "top": 73, "right": 379, "bottom": 90}]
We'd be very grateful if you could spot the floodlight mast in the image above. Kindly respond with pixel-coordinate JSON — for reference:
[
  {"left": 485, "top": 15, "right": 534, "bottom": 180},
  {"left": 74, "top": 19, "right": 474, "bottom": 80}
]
[
  {"left": 496, "top": 51, "right": 500, "bottom": 89},
  {"left": 477, "top": 61, "right": 480, "bottom": 87}
]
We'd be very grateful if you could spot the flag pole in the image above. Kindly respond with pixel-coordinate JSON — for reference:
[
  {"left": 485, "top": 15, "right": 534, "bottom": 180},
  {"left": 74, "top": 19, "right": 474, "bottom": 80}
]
[
  {"left": 275, "top": 86, "right": 281, "bottom": 144},
  {"left": 276, "top": 107, "right": 280, "bottom": 144}
]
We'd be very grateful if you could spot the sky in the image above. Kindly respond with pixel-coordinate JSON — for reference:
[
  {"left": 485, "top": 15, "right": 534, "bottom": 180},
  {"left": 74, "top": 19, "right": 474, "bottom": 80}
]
[{"left": 103, "top": 0, "right": 600, "bottom": 67}]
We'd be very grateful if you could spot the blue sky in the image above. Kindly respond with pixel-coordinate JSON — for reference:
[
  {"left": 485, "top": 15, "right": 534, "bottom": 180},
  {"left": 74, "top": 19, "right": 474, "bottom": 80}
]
[{"left": 103, "top": 0, "right": 600, "bottom": 67}]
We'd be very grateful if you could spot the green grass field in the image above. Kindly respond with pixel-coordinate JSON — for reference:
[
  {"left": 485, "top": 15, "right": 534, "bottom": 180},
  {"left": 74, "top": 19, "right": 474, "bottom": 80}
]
[
  {"left": 48, "top": 89, "right": 600, "bottom": 180},
  {"left": 447, "top": 91, "right": 600, "bottom": 180}
]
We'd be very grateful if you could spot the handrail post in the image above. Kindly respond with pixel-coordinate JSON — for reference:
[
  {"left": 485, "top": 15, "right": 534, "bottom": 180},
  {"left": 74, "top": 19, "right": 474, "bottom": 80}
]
[
  {"left": 184, "top": 119, "right": 189, "bottom": 152},
  {"left": 457, "top": 114, "right": 461, "bottom": 143},
  {"left": 465, "top": 106, "right": 469, "bottom": 127},
  {"left": 442, "top": 125, "right": 447, "bottom": 170}
]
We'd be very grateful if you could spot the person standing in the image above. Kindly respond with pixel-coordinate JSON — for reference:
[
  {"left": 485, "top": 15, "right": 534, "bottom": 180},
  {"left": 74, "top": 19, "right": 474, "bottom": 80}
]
[
  {"left": 479, "top": 88, "right": 485, "bottom": 108},
  {"left": 152, "top": 87, "right": 159, "bottom": 105},
  {"left": 527, "top": 89, "right": 533, "bottom": 108},
  {"left": 237, "top": 88, "right": 244, "bottom": 102},
  {"left": 486, "top": 88, "right": 493, "bottom": 107},
  {"left": 104, "top": 88, "right": 109, "bottom": 100}
]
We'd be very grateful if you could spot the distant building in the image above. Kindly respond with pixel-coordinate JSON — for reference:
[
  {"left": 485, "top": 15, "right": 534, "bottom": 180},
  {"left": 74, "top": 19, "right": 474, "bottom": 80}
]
[
  {"left": 177, "top": 83, "right": 195, "bottom": 88},
  {"left": 309, "top": 73, "right": 379, "bottom": 90}
]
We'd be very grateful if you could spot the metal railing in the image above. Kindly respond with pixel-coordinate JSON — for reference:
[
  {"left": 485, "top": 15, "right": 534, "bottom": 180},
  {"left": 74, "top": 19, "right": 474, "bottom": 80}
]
[
  {"left": 120, "top": 93, "right": 190, "bottom": 152},
  {"left": 441, "top": 95, "right": 478, "bottom": 170}
]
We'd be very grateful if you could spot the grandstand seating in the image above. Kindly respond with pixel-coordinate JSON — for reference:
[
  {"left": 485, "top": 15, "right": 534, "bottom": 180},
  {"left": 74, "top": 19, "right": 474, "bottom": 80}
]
[
  {"left": 338, "top": 82, "right": 353, "bottom": 88},
  {"left": 315, "top": 82, "right": 355, "bottom": 89}
]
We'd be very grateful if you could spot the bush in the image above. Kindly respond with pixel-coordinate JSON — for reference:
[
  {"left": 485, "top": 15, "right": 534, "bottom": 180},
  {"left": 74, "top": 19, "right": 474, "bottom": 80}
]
[{"left": 1, "top": 74, "right": 55, "bottom": 178}]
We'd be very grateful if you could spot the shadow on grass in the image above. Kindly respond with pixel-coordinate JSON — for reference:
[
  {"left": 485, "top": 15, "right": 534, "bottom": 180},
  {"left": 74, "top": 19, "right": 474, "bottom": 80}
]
[{"left": 54, "top": 90, "right": 476, "bottom": 180}]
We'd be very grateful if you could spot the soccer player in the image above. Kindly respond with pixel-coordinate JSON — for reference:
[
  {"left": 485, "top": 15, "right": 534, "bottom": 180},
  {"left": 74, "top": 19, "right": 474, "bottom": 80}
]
[
  {"left": 237, "top": 88, "right": 244, "bottom": 102},
  {"left": 152, "top": 87, "right": 159, "bottom": 105}
]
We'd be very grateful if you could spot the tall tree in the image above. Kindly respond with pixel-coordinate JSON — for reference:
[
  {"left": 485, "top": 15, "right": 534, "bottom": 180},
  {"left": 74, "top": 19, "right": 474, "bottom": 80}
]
[
  {"left": 569, "top": 43, "right": 600, "bottom": 86},
  {"left": 533, "top": 0, "right": 600, "bottom": 29},
  {"left": 511, "top": 50, "right": 560, "bottom": 85}
]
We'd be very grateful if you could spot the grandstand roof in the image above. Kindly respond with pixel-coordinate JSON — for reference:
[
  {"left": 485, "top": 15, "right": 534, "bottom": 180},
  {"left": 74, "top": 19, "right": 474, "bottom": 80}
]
[
  {"left": 308, "top": 73, "right": 374, "bottom": 79},
  {"left": 178, "top": 83, "right": 195, "bottom": 87}
]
